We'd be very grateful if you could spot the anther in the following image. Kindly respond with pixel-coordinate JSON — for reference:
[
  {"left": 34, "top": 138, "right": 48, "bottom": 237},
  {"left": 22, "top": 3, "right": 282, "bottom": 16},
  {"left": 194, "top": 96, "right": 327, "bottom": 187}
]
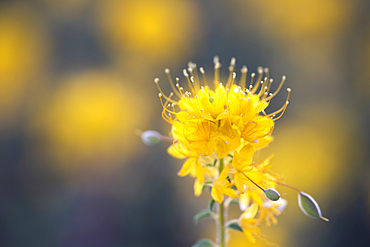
[
  {"left": 183, "top": 69, "right": 189, "bottom": 77},
  {"left": 241, "top": 66, "right": 248, "bottom": 73},
  {"left": 233, "top": 72, "right": 236, "bottom": 79},
  {"left": 158, "top": 93, "right": 162, "bottom": 97},
  {"left": 164, "top": 68, "right": 170, "bottom": 74},
  {"left": 282, "top": 75, "right": 286, "bottom": 80},
  {"left": 154, "top": 78, "right": 159, "bottom": 83},
  {"left": 257, "top": 67, "right": 263, "bottom": 73},
  {"left": 287, "top": 88, "right": 291, "bottom": 92},
  {"left": 200, "top": 67, "right": 205, "bottom": 74},
  {"left": 264, "top": 68, "right": 269, "bottom": 73},
  {"left": 214, "top": 55, "right": 219, "bottom": 64},
  {"left": 230, "top": 57, "right": 236, "bottom": 66}
]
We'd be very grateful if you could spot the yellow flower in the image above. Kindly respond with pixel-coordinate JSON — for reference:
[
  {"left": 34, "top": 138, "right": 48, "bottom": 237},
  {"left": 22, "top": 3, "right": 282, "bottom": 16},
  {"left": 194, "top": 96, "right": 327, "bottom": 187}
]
[
  {"left": 239, "top": 203, "right": 261, "bottom": 243},
  {"left": 155, "top": 57, "right": 290, "bottom": 197},
  {"left": 211, "top": 164, "right": 238, "bottom": 203}
]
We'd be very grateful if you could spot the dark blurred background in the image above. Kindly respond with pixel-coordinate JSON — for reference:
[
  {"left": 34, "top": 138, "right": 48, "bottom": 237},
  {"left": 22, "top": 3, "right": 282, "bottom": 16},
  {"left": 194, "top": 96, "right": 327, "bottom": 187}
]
[{"left": 0, "top": 0, "right": 369, "bottom": 246}]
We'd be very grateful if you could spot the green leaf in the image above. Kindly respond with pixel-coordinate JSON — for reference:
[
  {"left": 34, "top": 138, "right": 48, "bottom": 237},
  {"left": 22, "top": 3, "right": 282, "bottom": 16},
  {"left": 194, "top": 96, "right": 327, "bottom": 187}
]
[
  {"left": 227, "top": 222, "right": 243, "bottom": 232},
  {"left": 298, "top": 192, "right": 329, "bottom": 222},
  {"left": 193, "top": 209, "right": 212, "bottom": 224},
  {"left": 192, "top": 239, "right": 214, "bottom": 247},
  {"left": 209, "top": 199, "right": 215, "bottom": 212}
]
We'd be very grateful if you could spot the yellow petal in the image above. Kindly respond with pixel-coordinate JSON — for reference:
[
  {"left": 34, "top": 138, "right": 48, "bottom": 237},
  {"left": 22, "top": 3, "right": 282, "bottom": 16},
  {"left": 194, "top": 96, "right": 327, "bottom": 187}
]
[
  {"left": 219, "top": 164, "right": 230, "bottom": 180},
  {"left": 195, "top": 159, "right": 204, "bottom": 183},
  {"left": 234, "top": 174, "right": 245, "bottom": 193},
  {"left": 167, "top": 144, "right": 187, "bottom": 159},
  {"left": 194, "top": 179, "right": 203, "bottom": 197},
  {"left": 178, "top": 158, "right": 196, "bottom": 177},
  {"left": 241, "top": 203, "right": 258, "bottom": 220},
  {"left": 215, "top": 138, "right": 230, "bottom": 159},
  {"left": 211, "top": 186, "right": 224, "bottom": 203},
  {"left": 239, "top": 193, "right": 251, "bottom": 211},
  {"left": 240, "top": 144, "right": 254, "bottom": 164}
]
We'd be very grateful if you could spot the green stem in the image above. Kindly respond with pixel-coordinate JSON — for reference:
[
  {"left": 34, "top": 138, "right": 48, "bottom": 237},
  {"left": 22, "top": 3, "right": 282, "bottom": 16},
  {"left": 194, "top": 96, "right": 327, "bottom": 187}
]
[
  {"left": 218, "top": 158, "right": 226, "bottom": 247},
  {"left": 220, "top": 201, "right": 225, "bottom": 247}
]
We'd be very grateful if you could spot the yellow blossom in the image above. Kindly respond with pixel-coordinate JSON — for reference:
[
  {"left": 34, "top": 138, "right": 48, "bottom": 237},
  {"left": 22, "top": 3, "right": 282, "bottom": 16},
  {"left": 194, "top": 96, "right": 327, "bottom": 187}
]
[
  {"left": 239, "top": 203, "right": 261, "bottom": 243},
  {"left": 211, "top": 164, "right": 238, "bottom": 203},
  {"left": 155, "top": 57, "right": 290, "bottom": 186}
]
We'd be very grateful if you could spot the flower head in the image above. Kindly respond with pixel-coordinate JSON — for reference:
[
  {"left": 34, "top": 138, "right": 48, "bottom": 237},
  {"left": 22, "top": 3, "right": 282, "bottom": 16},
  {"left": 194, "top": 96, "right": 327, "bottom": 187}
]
[{"left": 154, "top": 57, "right": 291, "bottom": 186}]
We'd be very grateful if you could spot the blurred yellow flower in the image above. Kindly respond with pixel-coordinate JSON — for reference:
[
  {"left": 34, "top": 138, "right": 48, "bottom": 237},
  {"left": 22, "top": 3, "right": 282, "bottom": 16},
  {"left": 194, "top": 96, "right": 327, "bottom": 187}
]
[
  {"left": 239, "top": 0, "right": 351, "bottom": 41},
  {"left": 37, "top": 70, "right": 148, "bottom": 173},
  {"left": 0, "top": 3, "right": 48, "bottom": 128},
  {"left": 98, "top": 0, "right": 201, "bottom": 61}
]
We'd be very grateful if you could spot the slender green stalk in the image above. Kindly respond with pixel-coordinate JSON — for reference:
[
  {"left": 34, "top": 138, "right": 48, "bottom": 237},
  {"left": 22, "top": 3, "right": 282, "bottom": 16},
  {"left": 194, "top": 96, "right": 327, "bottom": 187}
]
[
  {"left": 220, "top": 201, "right": 225, "bottom": 247},
  {"left": 218, "top": 158, "right": 226, "bottom": 247}
]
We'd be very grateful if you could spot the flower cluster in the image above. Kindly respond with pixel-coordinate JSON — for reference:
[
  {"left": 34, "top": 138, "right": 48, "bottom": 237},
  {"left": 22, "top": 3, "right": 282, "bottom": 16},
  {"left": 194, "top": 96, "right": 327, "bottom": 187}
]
[{"left": 144, "top": 56, "right": 328, "bottom": 246}]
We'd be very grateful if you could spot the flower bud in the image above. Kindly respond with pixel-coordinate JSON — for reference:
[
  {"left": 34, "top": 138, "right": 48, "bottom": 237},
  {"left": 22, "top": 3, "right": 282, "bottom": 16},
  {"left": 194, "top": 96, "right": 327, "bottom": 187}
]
[
  {"left": 141, "top": 130, "right": 162, "bottom": 146},
  {"left": 264, "top": 188, "right": 280, "bottom": 201}
]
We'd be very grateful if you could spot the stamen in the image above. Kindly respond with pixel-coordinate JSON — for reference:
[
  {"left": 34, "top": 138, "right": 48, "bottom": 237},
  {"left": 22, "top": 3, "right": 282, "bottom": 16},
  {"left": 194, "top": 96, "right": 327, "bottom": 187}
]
[
  {"left": 264, "top": 75, "right": 286, "bottom": 101},
  {"left": 214, "top": 55, "right": 221, "bottom": 88},
  {"left": 175, "top": 78, "right": 184, "bottom": 97},
  {"left": 239, "top": 65, "right": 248, "bottom": 89},
  {"left": 226, "top": 57, "right": 236, "bottom": 88},
  {"left": 165, "top": 68, "right": 181, "bottom": 98},
  {"left": 250, "top": 67, "right": 264, "bottom": 94},
  {"left": 199, "top": 67, "right": 208, "bottom": 87},
  {"left": 154, "top": 78, "right": 176, "bottom": 103},
  {"left": 183, "top": 69, "right": 196, "bottom": 94},
  {"left": 266, "top": 88, "right": 291, "bottom": 120}
]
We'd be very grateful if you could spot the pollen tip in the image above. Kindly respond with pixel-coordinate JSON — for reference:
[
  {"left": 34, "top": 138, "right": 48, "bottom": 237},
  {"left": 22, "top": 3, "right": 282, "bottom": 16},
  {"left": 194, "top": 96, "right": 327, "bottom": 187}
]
[
  {"left": 233, "top": 72, "right": 236, "bottom": 78},
  {"left": 270, "top": 78, "right": 274, "bottom": 83},
  {"left": 251, "top": 72, "right": 256, "bottom": 77},
  {"left": 287, "top": 88, "right": 291, "bottom": 92},
  {"left": 264, "top": 67, "right": 269, "bottom": 73},
  {"left": 199, "top": 67, "right": 205, "bottom": 73},
  {"left": 241, "top": 66, "right": 248, "bottom": 73},
  {"left": 164, "top": 68, "right": 170, "bottom": 74},
  {"left": 214, "top": 55, "right": 219, "bottom": 64},
  {"left": 154, "top": 78, "right": 159, "bottom": 83},
  {"left": 230, "top": 57, "right": 236, "bottom": 66},
  {"left": 282, "top": 75, "right": 286, "bottom": 80},
  {"left": 257, "top": 67, "right": 263, "bottom": 73},
  {"left": 286, "top": 101, "right": 290, "bottom": 104},
  {"left": 183, "top": 69, "right": 189, "bottom": 77},
  {"left": 158, "top": 93, "right": 162, "bottom": 97}
]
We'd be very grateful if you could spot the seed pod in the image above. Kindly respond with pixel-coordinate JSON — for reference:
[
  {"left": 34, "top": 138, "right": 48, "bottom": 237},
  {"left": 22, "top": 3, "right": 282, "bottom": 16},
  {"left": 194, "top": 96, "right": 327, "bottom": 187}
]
[
  {"left": 141, "top": 130, "right": 162, "bottom": 146},
  {"left": 298, "top": 192, "right": 329, "bottom": 221},
  {"left": 265, "top": 188, "right": 280, "bottom": 201}
]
